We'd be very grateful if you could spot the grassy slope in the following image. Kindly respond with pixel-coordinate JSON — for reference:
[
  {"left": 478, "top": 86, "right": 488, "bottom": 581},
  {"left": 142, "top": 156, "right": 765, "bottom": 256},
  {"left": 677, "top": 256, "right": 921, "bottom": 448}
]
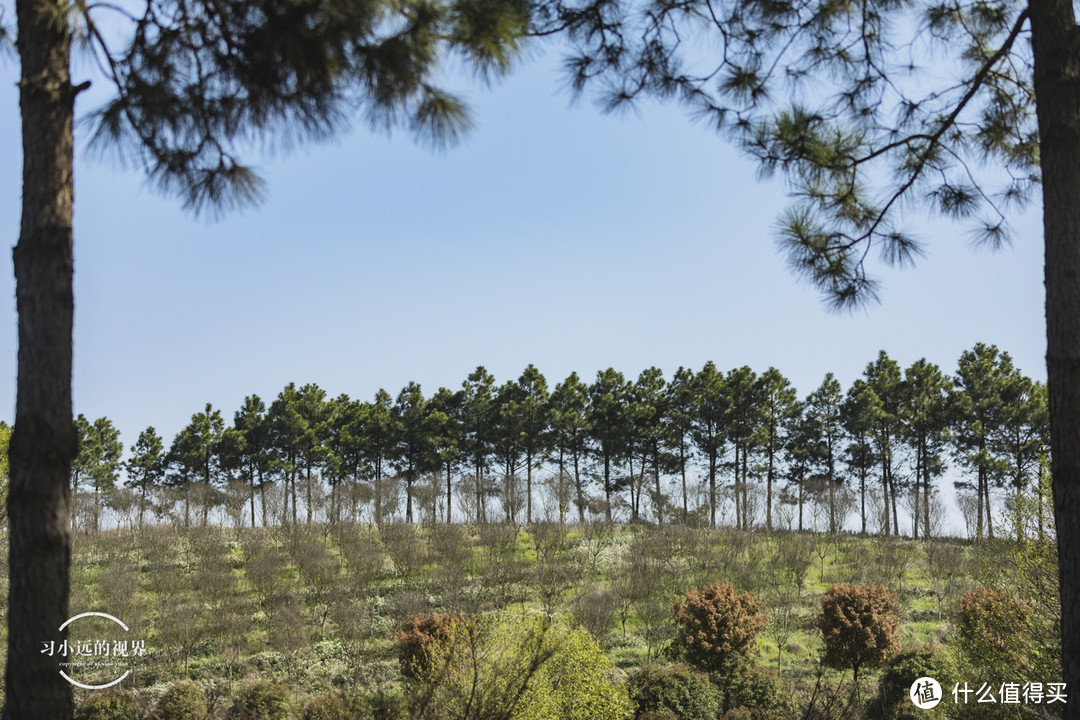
[{"left": 0, "top": 522, "right": 1050, "bottom": 714}]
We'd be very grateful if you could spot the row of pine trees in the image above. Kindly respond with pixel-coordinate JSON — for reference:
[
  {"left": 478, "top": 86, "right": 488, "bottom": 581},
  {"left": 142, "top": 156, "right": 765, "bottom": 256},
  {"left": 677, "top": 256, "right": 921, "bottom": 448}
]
[{"left": 69, "top": 343, "right": 1047, "bottom": 538}]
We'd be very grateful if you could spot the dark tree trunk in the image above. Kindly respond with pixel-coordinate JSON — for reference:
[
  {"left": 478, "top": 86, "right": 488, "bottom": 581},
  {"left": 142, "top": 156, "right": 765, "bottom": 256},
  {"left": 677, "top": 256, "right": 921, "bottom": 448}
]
[
  {"left": 249, "top": 462, "right": 256, "bottom": 529},
  {"left": 290, "top": 470, "right": 298, "bottom": 525},
  {"left": 7, "top": 0, "right": 78, "bottom": 713},
  {"left": 654, "top": 446, "right": 663, "bottom": 525},
  {"left": 798, "top": 476, "right": 804, "bottom": 532},
  {"left": 860, "top": 465, "right": 866, "bottom": 534},
  {"left": 305, "top": 465, "right": 312, "bottom": 524},
  {"left": 477, "top": 462, "right": 486, "bottom": 524},
  {"left": 680, "top": 444, "right": 688, "bottom": 522},
  {"left": 741, "top": 448, "right": 750, "bottom": 529},
  {"left": 446, "top": 462, "right": 453, "bottom": 524},
  {"left": 604, "top": 454, "right": 612, "bottom": 524},
  {"left": 733, "top": 444, "right": 741, "bottom": 529},
  {"left": 1032, "top": 0, "right": 1080, "bottom": 713},
  {"left": 913, "top": 447, "right": 921, "bottom": 540},
  {"left": 375, "top": 459, "right": 383, "bottom": 524},
  {"left": 708, "top": 454, "right": 717, "bottom": 529},
  {"left": 827, "top": 442, "right": 836, "bottom": 534},
  {"left": 766, "top": 444, "right": 775, "bottom": 532},
  {"left": 526, "top": 449, "right": 533, "bottom": 524},
  {"left": 574, "top": 450, "right": 585, "bottom": 524}
]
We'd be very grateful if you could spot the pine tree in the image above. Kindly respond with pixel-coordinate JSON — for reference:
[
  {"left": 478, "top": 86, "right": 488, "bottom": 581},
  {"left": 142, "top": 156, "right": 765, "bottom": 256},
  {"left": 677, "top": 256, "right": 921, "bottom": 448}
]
[
  {"left": 756, "top": 368, "right": 800, "bottom": 531},
  {"left": 804, "top": 374, "right": 844, "bottom": 533},
  {"left": 691, "top": 362, "right": 730, "bottom": 529},
  {"left": 665, "top": 367, "right": 697, "bottom": 522},
  {"left": 587, "top": 368, "right": 632, "bottom": 524},
  {"left": 233, "top": 395, "right": 272, "bottom": 527},
  {"left": 952, "top": 344, "right": 1013, "bottom": 539},
  {"left": 549, "top": 372, "right": 590, "bottom": 524},
  {"left": 462, "top": 367, "right": 497, "bottom": 524},
  {"left": 394, "top": 382, "right": 431, "bottom": 524},
  {"left": 516, "top": 365, "right": 551, "bottom": 525},
  {"left": 899, "top": 360, "right": 952, "bottom": 539},
  {"left": 124, "top": 426, "right": 166, "bottom": 529}
]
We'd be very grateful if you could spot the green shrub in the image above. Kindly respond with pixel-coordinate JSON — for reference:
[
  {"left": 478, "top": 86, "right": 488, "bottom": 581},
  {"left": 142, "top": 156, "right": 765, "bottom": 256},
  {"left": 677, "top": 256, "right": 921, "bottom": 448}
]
[
  {"left": 302, "top": 696, "right": 349, "bottom": 720},
  {"left": 156, "top": 682, "right": 207, "bottom": 720},
  {"left": 957, "top": 587, "right": 1032, "bottom": 680},
  {"left": 230, "top": 681, "right": 291, "bottom": 720},
  {"left": 717, "top": 663, "right": 784, "bottom": 717},
  {"left": 365, "top": 692, "right": 404, "bottom": 720},
  {"left": 75, "top": 690, "right": 143, "bottom": 720},
  {"left": 637, "top": 712, "right": 678, "bottom": 720},
  {"left": 870, "top": 646, "right": 956, "bottom": 720},
  {"left": 406, "top": 610, "right": 631, "bottom": 720},
  {"left": 721, "top": 710, "right": 754, "bottom": 720},
  {"left": 627, "top": 664, "right": 721, "bottom": 720}
]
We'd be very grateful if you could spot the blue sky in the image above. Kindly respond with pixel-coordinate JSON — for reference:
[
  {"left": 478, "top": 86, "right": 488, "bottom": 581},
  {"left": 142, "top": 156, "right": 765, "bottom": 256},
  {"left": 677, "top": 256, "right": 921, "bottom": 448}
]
[{"left": 0, "top": 38, "right": 1046, "bottom": 529}]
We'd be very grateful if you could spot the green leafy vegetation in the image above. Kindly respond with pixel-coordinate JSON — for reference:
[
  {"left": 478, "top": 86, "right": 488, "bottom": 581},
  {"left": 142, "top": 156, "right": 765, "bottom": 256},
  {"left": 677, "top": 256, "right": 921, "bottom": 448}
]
[{"left": 0, "top": 515, "right": 1048, "bottom": 719}]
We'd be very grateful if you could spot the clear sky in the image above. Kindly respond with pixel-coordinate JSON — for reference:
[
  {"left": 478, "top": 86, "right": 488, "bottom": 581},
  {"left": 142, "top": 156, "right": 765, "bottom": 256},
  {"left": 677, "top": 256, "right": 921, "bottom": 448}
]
[{"left": 0, "top": 38, "right": 1046, "bottom": 530}]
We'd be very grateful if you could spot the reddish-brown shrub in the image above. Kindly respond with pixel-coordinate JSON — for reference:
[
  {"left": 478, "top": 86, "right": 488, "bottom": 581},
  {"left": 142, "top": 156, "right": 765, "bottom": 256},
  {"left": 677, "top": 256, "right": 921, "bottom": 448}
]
[
  {"left": 394, "top": 612, "right": 463, "bottom": 680},
  {"left": 818, "top": 583, "right": 899, "bottom": 684},
  {"left": 671, "top": 583, "right": 767, "bottom": 673}
]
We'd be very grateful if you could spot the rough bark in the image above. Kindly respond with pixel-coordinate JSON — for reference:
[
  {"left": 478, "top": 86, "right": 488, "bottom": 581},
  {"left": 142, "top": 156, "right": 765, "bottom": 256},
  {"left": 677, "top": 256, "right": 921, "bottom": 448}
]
[
  {"left": 1032, "top": 0, "right": 1080, "bottom": 712},
  {"left": 7, "top": 0, "right": 78, "bottom": 714}
]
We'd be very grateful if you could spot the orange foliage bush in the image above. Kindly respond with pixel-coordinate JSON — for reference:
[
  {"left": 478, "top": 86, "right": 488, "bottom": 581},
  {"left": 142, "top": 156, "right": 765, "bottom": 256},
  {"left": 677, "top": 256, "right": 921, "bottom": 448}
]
[
  {"left": 395, "top": 612, "right": 463, "bottom": 680},
  {"left": 818, "top": 583, "right": 899, "bottom": 684},
  {"left": 671, "top": 583, "right": 767, "bottom": 673}
]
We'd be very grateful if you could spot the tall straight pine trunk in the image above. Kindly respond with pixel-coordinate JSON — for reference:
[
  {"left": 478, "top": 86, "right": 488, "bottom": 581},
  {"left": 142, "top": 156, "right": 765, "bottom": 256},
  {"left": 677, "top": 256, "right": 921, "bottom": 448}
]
[
  {"left": 1032, "top": 0, "right": 1080, "bottom": 713},
  {"left": 7, "top": 0, "right": 78, "bottom": 713}
]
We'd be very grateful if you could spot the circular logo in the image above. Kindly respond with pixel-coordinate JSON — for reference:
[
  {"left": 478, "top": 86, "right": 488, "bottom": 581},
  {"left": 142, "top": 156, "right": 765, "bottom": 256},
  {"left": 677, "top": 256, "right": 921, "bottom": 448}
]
[
  {"left": 58, "top": 612, "right": 131, "bottom": 690},
  {"left": 910, "top": 676, "right": 942, "bottom": 709}
]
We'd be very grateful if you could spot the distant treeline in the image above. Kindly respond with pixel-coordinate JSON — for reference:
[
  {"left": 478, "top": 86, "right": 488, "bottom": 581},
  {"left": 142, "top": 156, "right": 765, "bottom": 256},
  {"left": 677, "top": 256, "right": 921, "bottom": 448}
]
[{"left": 66, "top": 343, "right": 1047, "bottom": 539}]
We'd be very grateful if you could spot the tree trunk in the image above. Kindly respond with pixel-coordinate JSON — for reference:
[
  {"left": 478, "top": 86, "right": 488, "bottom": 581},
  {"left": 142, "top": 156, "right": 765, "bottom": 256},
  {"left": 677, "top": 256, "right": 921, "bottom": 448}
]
[
  {"left": 890, "top": 467, "right": 899, "bottom": 536},
  {"left": 475, "top": 459, "right": 483, "bottom": 524},
  {"left": 305, "top": 465, "right": 313, "bottom": 524},
  {"left": 654, "top": 447, "right": 663, "bottom": 525},
  {"left": 915, "top": 444, "right": 924, "bottom": 539},
  {"left": 742, "top": 448, "right": 750, "bottom": 529},
  {"left": 798, "top": 477, "right": 804, "bottom": 532},
  {"left": 708, "top": 454, "right": 717, "bottom": 529},
  {"left": 1032, "top": 0, "right": 1080, "bottom": 711},
  {"left": 526, "top": 449, "right": 533, "bottom": 525},
  {"left": 733, "top": 444, "right": 741, "bottom": 529},
  {"left": 680, "top": 445, "right": 688, "bottom": 521},
  {"left": 604, "top": 454, "right": 612, "bottom": 524},
  {"left": 766, "top": 444, "right": 775, "bottom": 532},
  {"left": 290, "top": 470, "right": 298, "bottom": 525},
  {"left": 446, "top": 462, "right": 453, "bottom": 524},
  {"left": 574, "top": 449, "right": 585, "bottom": 524},
  {"left": 375, "top": 459, "right": 383, "bottom": 525},
  {"left": 7, "top": 0, "right": 78, "bottom": 713},
  {"left": 249, "top": 463, "right": 256, "bottom": 529},
  {"left": 860, "top": 465, "right": 866, "bottom": 534},
  {"left": 923, "top": 450, "right": 931, "bottom": 539}
]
